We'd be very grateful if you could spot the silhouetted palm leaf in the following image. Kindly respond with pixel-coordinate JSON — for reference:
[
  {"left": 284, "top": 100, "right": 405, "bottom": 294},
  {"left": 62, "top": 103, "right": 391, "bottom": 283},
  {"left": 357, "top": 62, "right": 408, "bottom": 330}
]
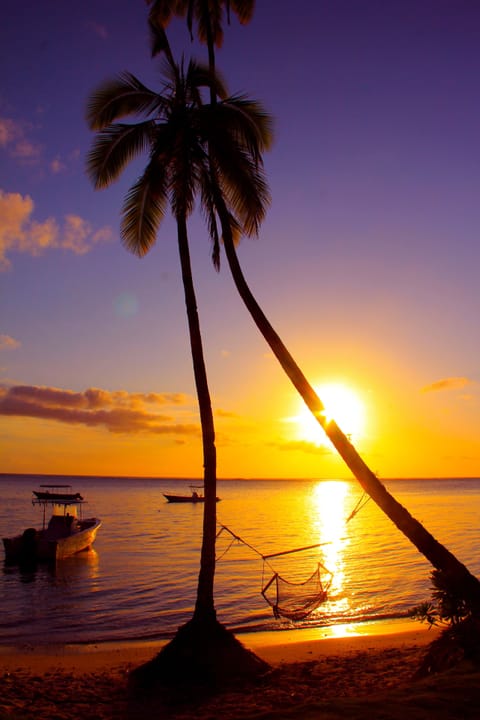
[
  {"left": 121, "top": 163, "right": 168, "bottom": 256},
  {"left": 86, "top": 72, "right": 164, "bottom": 130},
  {"left": 86, "top": 121, "right": 155, "bottom": 189},
  {"left": 147, "top": 0, "right": 255, "bottom": 53}
]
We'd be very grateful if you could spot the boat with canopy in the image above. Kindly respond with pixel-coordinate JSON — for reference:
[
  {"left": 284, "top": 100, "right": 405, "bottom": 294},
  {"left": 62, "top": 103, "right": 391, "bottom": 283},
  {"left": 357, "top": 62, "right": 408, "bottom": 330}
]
[{"left": 2, "top": 484, "right": 101, "bottom": 564}]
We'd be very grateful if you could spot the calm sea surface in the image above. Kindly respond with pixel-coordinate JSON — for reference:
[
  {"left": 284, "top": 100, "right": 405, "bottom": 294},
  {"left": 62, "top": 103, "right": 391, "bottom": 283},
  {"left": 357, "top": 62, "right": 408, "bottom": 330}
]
[{"left": 1, "top": 475, "right": 479, "bottom": 646}]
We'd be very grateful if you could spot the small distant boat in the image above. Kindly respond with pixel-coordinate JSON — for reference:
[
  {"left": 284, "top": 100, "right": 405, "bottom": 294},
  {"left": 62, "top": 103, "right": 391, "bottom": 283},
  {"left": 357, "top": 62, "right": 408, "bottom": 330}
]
[
  {"left": 163, "top": 485, "right": 221, "bottom": 504},
  {"left": 2, "top": 484, "right": 101, "bottom": 564}
]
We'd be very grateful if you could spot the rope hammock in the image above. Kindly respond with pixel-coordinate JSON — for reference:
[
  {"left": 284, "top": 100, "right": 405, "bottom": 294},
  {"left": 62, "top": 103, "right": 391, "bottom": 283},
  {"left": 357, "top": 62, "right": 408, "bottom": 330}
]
[
  {"left": 216, "top": 525, "right": 333, "bottom": 621},
  {"left": 215, "top": 490, "right": 371, "bottom": 621},
  {"left": 260, "top": 545, "right": 333, "bottom": 621}
]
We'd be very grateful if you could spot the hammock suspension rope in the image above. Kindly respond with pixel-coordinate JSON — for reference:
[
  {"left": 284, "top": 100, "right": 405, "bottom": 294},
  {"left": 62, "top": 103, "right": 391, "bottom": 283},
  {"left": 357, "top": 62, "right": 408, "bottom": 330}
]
[
  {"left": 216, "top": 524, "right": 334, "bottom": 621},
  {"left": 346, "top": 490, "right": 371, "bottom": 523}
]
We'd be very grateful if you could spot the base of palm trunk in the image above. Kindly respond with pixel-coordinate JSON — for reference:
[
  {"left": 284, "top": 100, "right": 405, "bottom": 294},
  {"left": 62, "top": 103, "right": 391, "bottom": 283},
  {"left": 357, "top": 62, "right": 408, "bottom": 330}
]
[{"left": 129, "top": 617, "right": 271, "bottom": 691}]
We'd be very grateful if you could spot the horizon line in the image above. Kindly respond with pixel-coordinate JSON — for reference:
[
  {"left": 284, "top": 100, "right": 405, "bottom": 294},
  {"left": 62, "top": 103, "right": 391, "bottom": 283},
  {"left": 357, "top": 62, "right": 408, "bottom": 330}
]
[{"left": 1, "top": 472, "right": 479, "bottom": 482}]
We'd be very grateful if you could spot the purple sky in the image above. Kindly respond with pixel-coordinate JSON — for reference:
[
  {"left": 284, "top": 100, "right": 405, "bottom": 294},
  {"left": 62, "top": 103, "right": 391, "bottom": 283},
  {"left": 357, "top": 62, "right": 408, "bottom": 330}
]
[{"left": 1, "top": 1, "right": 479, "bottom": 478}]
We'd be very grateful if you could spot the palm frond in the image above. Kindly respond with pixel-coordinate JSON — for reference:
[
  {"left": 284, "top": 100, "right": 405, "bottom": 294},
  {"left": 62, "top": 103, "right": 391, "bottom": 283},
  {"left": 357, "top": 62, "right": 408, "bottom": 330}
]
[
  {"left": 121, "top": 163, "right": 168, "bottom": 256},
  {"left": 214, "top": 145, "right": 270, "bottom": 236},
  {"left": 147, "top": 0, "right": 185, "bottom": 28},
  {"left": 86, "top": 121, "right": 155, "bottom": 189},
  {"left": 197, "top": 2, "right": 223, "bottom": 47},
  {"left": 169, "top": 140, "right": 200, "bottom": 220},
  {"left": 147, "top": 0, "right": 255, "bottom": 48},
  {"left": 86, "top": 73, "right": 162, "bottom": 130},
  {"left": 198, "top": 163, "right": 221, "bottom": 270},
  {"left": 217, "top": 96, "right": 274, "bottom": 155},
  {"left": 185, "top": 0, "right": 194, "bottom": 41},
  {"left": 230, "top": 0, "right": 255, "bottom": 25},
  {"left": 178, "top": 59, "right": 229, "bottom": 105},
  {"left": 204, "top": 119, "right": 270, "bottom": 235},
  {"left": 148, "top": 19, "right": 177, "bottom": 68}
]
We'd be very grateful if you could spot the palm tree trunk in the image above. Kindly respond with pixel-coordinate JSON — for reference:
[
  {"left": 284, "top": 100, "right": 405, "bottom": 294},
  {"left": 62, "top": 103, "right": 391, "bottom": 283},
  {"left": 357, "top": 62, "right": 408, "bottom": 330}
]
[
  {"left": 177, "top": 214, "right": 217, "bottom": 623},
  {"left": 219, "top": 218, "right": 480, "bottom": 608}
]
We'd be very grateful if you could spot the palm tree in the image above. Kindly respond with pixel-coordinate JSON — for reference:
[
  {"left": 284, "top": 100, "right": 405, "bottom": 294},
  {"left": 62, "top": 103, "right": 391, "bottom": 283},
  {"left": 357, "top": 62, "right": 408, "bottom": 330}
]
[
  {"left": 86, "top": 59, "right": 219, "bottom": 623},
  {"left": 147, "top": 3, "right": 480, "bottom": 612},
  {"left": 147, "top": 0, "right": 254, "bottom": 78},
  {"left": 86, "top": 52, "right": 271, "bottom": 685}
]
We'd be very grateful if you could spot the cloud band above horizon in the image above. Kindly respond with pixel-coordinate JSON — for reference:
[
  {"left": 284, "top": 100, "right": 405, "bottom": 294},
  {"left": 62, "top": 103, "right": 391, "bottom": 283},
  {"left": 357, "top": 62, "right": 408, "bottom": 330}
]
[{"left": 0, "top": 384, "right": 200, "bottom": 436}]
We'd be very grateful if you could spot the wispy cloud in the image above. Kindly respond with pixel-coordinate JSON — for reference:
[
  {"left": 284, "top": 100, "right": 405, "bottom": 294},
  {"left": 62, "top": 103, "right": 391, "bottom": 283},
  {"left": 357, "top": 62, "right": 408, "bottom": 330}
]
[
  {"left": 48, "top": 147, "right": 81, "bottom": 174},
  {"left": 0, "top": 116, "right": 42, "bottom": 163},
  {"left": 422, "top": 377, "right": 475, "bottom": 393},
  {"left": 0, "top": 190, "right": 113, "bottom": 270},
  {"left": 0, "top": 335, "right": 21, "bottom": 351},
  {"left": 50, "top": 156, "right": 66, "bottom": 174},
  {"left": 269, "top": 439, "right": 332, "bottom": 455},
  {"left": 0, "top": 384, "right": 200, "bottom": 436},
  {"left": 215, "top": 408, "right": 240, "bottom": 419},
  {"left": 1, "top": 115, "right": 80, "bottom": 174}
]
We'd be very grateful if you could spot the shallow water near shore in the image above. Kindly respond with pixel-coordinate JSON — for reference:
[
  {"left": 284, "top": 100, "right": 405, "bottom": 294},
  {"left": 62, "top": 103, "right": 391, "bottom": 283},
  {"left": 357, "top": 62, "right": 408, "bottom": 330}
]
[{"left": 1, "top": 475, "right": 479, "bottom": 646}]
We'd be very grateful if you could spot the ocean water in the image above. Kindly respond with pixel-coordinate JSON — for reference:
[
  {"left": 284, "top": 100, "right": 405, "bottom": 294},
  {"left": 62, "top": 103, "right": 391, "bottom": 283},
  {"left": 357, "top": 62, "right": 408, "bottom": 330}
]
[{"left": 0, "top": 475, "right": 479, "bottom": 646}]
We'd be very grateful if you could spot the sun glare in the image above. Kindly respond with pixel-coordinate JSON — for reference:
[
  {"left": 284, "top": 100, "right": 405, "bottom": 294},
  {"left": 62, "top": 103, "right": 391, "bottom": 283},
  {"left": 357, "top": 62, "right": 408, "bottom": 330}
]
[
  {"left": 311, "top": 480, "right": 350, "bottom": 599},
  {"left": 294, "top": 383, "right": 365, "bottom": 446}
]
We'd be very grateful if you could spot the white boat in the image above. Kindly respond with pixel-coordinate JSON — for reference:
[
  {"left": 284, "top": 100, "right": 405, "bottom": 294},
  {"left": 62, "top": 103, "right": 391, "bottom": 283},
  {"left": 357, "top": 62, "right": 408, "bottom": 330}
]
[{"left": 2, "top": 484, "right": 101, "bottom": 564}]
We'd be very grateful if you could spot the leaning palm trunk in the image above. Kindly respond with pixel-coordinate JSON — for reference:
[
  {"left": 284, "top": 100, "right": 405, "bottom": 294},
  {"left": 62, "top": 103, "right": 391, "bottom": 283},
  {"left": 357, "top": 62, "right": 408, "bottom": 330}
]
[
  {"left": 220, "top": 217, "right": 480, "bottom": 609},
  {"left": 176, "top": 214, "right": 217, "bottom": 624}
]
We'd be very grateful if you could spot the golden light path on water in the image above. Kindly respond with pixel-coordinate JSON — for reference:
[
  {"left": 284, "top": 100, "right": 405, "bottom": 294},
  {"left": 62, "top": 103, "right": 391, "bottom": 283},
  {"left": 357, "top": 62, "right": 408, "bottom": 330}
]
[{"left": 310, "top": 480, "right": 353, "bottom": 617}]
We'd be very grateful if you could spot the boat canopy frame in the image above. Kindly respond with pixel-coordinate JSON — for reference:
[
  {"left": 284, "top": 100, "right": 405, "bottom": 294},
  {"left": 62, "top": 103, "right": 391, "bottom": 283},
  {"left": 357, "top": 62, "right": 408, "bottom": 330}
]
[{"left": 32, "top": 485, "right": 87, "bottom": 529}]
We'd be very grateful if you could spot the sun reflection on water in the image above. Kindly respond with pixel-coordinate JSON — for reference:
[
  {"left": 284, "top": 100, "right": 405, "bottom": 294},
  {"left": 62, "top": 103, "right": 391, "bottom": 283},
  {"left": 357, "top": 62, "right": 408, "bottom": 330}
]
[{"left": 310, "top": 480, "right": 353, "bottom": 615}]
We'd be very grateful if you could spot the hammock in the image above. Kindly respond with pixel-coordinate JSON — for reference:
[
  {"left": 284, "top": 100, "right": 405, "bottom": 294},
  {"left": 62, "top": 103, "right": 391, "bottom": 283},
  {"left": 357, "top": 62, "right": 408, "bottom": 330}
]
[
  {"left": 217, "top": 525, "right": 333, "bottom": 621},
  {"left": 260, "top": 545, "right": 333, "bottom": 621},
  {"left": 259, "top": 490, "right": 368, "bottom": 619},
  {"left": 262, "top": 564, "right": 330, "bottom": 620}
]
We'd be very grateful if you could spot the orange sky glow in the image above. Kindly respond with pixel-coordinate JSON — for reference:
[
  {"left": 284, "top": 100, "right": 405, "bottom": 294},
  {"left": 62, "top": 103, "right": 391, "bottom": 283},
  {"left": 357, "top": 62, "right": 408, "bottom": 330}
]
[{"left": 1, "top": 3, "right": 480, "bottom": 480}]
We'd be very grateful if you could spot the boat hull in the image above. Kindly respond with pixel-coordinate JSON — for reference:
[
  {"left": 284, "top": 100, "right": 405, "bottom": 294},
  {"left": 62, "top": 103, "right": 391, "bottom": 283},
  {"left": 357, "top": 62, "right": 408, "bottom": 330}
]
[
  {"left": 3, "top": 518, "right": 102, "bottom": 564},
  {"left": 163, "top": 494, "right": 220, "bottom": 503}
]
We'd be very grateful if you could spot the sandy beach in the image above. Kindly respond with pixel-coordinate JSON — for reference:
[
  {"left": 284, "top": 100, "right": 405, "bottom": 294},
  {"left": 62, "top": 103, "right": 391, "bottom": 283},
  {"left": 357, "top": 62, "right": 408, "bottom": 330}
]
[{"left": 1, "top": 621, "right": 479, "bottom": 719}]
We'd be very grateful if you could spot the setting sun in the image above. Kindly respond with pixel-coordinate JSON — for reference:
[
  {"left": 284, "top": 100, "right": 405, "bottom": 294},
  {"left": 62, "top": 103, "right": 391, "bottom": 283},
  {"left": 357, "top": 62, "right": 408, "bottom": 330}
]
[{"left": 293, "top": 383, "right": 365, "bottom": 446}]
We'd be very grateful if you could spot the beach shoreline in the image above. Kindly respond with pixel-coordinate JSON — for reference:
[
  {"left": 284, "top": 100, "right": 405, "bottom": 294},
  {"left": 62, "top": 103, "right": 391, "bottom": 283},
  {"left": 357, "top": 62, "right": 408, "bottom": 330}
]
[
  {"left": 2, "top": 620, "right": 480, "bottom": 719},
  {"left": 0, "top": 618, "right": 437, "bottom": 670}
]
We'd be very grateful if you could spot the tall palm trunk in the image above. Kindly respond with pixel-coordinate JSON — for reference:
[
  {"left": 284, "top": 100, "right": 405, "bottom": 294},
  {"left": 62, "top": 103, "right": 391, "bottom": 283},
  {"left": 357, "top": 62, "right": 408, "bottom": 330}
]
[
  {"left": 219, "top": 214, "right": 480, "bottom": 608},
  {"left": 177, "top": 213, "right": 217, "bottom": 623}
]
